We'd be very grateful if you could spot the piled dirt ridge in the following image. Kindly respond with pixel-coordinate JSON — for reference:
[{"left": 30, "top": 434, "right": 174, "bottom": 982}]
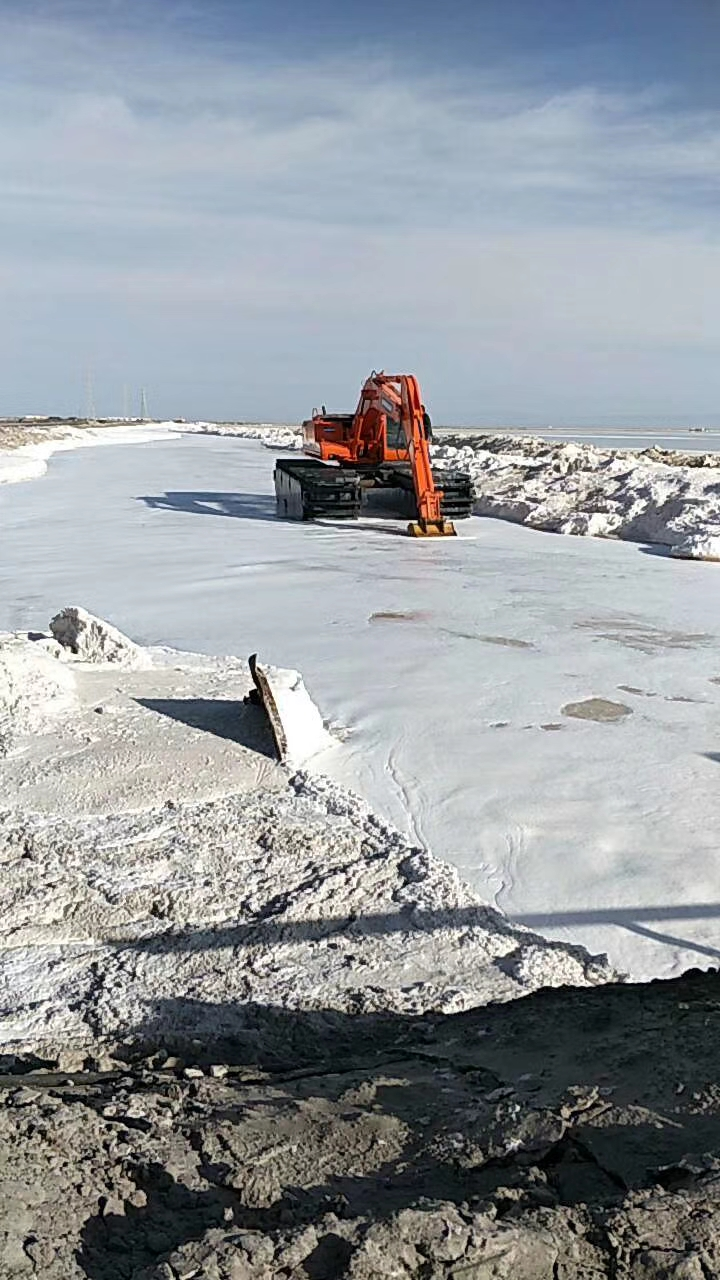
[{"left": 2, "top": 968, "right": 720, "bottom": 1278}]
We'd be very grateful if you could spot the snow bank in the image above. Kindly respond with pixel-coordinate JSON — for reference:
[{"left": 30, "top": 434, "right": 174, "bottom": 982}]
[
  {"left": 0, "top": 421, "right": 183, "bottom": 486},
  {"left": 0, "top": 629, "right": 279, "bottom": 815},
  {"left": 433, "top": 433, "right": 720, "bottom": 560},
  {"left": 0, "top": 625, "right": 617, "bottom": 1056},
  {"left": 0, "top": 776, "right": 616, "bottom": 1055},
  {"left": 50, "top": 605, "right": 148, "bottom": 668},
  {"left": 0, "top": 419, "right": 302, "bottom": 489},
  {"left": 0, "top": 637, "right": 78, "bottom": 755},
  {"left": 671, "top": 533, "right": 720, "bottom": 562},
  {"left": 0, "top": 607, "right": 147, "bottom": 758},
  {"left": 186, "top": 421, "right": 302, "bottom": 450}
]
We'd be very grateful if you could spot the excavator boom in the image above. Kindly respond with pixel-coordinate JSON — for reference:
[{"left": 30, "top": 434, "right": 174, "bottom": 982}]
[{"left": 394, "top": 373, "right": 456, "bottom": 536}]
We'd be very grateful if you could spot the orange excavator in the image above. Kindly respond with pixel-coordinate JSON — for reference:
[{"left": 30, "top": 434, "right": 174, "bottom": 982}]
[{"left": 273, "top": 372, "right": 473, "bottom": 536}]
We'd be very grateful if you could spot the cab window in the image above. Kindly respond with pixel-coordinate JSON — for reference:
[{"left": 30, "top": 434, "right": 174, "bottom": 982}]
[{"left": 385, "top": 415, "right": 407, "bottom": 451}]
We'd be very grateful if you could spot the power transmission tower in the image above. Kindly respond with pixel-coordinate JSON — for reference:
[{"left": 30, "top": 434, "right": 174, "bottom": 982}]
[
  {"left": 139, "top": 388, "right": 149, "bottom": 422},
  {"left": 85, "top": 368, "right": 97, "bottom": 423},
  {"left": 123, "top": 384, "right": 130, "bottom": 420}
]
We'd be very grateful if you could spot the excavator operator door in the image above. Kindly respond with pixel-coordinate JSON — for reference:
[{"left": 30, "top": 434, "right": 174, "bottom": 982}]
[{"left": 384, "top": 412, "right": 408, "bottom": 457}]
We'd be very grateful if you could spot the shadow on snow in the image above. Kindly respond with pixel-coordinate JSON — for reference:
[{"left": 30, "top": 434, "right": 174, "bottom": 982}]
[
  {"left": 138, "top": 491, "right": 277, "bottom": 521},
  {"left": 134, "top": 697, "right": 276, "bottom": 757},
  {"left": 108, "top": 902, "right": 720, "bottom": 964}
]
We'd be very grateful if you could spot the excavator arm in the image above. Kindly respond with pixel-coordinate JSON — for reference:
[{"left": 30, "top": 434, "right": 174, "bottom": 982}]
[
  {"left": 371, "top": 373, "right": 456, "bottom": 536},
  {"left": 397, "top": 374, "right": 455, "bottom": 536}
]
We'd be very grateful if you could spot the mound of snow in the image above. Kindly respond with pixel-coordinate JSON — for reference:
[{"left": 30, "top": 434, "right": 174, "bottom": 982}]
[
  {"left": 433, "top": 433, "right": 720, "bottom": 558},
  {"left": 671, "top": 532, "right": 720, "bottom": 562},
  {"left": 0, "top": 420, "right": 183, "bottom": 486},
  {"left": 0, "top": 637, "right": 78, "bottom": 754},
  {"left": 0, "top": 620, "right": 619, "bottom": 1057},
  {"left": 0, "top": 775, "right": 617, "bottom": 1055},
  {"left": 50, "top": 606, "right": 149, "bottom": 668},
  {"left": 188, "top": 421, "right": 302, "bottom": 450}
]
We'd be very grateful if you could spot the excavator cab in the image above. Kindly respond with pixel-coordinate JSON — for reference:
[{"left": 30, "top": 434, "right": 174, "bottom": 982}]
[{"left": 383, "top": 410, "right": 408, "bottom": 456}]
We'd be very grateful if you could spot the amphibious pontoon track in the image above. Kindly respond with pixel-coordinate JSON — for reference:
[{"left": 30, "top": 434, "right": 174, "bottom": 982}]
[{"left": 274, "top": 458, "right": 474, "bottom": 523}]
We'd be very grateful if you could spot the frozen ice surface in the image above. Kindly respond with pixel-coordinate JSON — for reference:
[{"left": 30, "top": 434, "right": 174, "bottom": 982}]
[{"left": 1, "top": 431, "right": 720, "bottom": 980}]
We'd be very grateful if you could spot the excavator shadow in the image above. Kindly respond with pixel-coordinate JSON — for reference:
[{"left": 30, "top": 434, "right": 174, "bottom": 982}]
[
  {"left": 137, "top": 492, "right": 277, "bottom": 522},
  {"left": 138, "top": 492, "right": 424, "bottom": 537},
  {"left": 315, "top": 488, "right": 432, "bottom": 537},
  {"left": 315, "top": 517, "right": 411, "bottom": 538}
]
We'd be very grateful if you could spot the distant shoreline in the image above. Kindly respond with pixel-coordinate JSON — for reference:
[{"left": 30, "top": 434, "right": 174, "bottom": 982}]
[{"left": 2, "top": 417, "right": 720, "bottom": 434}]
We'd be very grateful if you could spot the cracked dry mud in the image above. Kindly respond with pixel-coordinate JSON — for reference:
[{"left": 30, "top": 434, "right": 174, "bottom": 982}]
[{"left": 3, "top": 968, "right": 720, "bottom": 1279}]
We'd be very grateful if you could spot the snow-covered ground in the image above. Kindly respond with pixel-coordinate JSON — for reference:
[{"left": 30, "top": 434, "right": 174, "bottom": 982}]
[
  {"left": 2, "top": 429, "right": 720, "bottom": 982},
  {"left": 0, "top": 627, "right": 613, "bottom": 1055}
]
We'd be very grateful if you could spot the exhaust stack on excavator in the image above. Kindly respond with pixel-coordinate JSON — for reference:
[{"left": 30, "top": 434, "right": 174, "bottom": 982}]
[{"left": 273, "top": 371, "right": 473, "bottom": 534}]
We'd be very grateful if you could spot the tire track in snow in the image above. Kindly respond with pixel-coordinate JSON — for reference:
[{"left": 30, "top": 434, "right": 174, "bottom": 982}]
[
  {"left": 385, "top": 742, "right": 427, "bottom": 852},
  {"left": 491, "top": 822, "right": 526, "bottom": 913}
]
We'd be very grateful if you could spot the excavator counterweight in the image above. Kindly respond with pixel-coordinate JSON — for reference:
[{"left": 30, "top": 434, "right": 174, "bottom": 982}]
[{"left": 273, "top": 372, "right": 473, "bottom": 534}]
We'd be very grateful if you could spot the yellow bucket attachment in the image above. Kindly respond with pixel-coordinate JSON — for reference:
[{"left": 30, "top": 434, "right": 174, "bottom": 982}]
[{"left": 407, "top": 519, "right": 457, "bottom": 537}]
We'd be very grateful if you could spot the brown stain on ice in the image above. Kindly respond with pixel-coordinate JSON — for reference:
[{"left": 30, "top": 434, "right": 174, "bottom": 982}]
[
  {"left": 575, "top": 617, "right": 713, "bottom": 654},
  {"left": 562, "top": 698, "right": 633, "bottom": 723},
  {"left": 441, "top": 628, "right": 534, "bottom": 648},
  {"left": 375, "top": 615, "right": 535, "bottom": 648},
  {"left": 478, "top": 634, "right": 535, "bottom": 649},
  {"left": 369, "top": 610, "right": 430, "bottom": 624},
  {"left": 618, "top": 684, "right": 706, "bottom": 704}
]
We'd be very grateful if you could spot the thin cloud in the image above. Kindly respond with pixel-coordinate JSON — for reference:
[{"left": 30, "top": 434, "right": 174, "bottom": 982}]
[
  {"left": 0, "top": 11, "right": 719, "bottom": 420},
  {"left": 2, "top": 15, "right": 720, "bottom": 229}
]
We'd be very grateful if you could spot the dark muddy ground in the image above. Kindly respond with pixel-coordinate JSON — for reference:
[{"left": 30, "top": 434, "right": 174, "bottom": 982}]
[{"left": 2, "top": 968, "right": 720, "bottom": 1278}]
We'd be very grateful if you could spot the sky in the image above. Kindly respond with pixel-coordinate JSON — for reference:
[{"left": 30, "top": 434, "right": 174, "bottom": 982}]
[{"left": 2, "top": 0, "right": 720, "bottom": 425}]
